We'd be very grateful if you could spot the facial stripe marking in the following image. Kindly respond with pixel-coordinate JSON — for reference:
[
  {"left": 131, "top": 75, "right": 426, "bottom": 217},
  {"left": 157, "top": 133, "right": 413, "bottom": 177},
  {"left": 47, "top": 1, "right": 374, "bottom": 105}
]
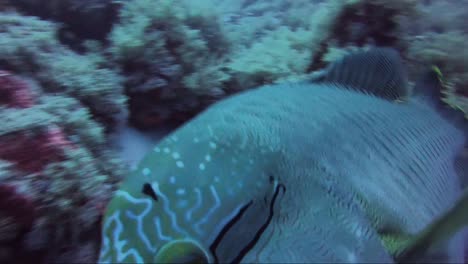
[
  {"left": 155, "top": 217, "right": 173, "bottom": 241},
  {"left": 116, "top": 191, "right": 157, "bottom": 253},
  {"left": 106, "top": 211, "right": 144, "bottom": 263},
  {"left": 209, "top": 201, "right": 254, "bottom": 263},
  {"left": 186, "top": 188, "right": 202, "bottom": 221},
  {"left": 194, "top": 185, "right": 221, "bottom": 235},
  {"left": 232, "top": 181, "right": 287, "bottom": 263},
  {"left": 126, "top": 210, "right": 158, "bottom": 253},
  {"left": 151, "top": 182, "right": 188, "bottom": 237}
]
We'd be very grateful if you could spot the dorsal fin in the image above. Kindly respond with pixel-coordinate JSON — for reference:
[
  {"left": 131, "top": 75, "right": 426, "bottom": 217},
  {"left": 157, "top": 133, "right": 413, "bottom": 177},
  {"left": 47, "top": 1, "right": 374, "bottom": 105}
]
[{"left": 311, "top": 47, "right": 409, "bottom": 100}]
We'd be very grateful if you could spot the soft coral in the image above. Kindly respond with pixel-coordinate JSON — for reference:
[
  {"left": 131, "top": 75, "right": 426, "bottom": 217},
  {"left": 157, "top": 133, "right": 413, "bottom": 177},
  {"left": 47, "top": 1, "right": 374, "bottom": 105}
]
[
  {"left": 0, "top": 71, "right": 36, "bottom": 108},
  {"left": 0, "top": 126, "right": 75, "bottom": 173}
]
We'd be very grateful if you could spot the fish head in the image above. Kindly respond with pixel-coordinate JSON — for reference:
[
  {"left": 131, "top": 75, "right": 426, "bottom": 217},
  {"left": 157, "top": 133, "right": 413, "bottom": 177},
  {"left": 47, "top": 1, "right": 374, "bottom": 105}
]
[{"left": 98, "top": 127, "right": 284, "bottom": 263}]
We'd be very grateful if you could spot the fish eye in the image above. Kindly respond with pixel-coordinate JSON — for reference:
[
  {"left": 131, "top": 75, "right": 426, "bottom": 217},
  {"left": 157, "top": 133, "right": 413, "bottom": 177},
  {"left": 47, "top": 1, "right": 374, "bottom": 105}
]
[
  {"left": 154, "top": 239, "right": 210, "bottom": 264},
  {"left": 142, "top": 182, "right": 158, "bottom": 201}
]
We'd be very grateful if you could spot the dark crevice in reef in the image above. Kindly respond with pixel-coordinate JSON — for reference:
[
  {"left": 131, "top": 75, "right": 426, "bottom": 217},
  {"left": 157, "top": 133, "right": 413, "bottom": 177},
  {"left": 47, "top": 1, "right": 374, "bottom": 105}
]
[{"left": 7, "top": 0, "right": 122, "bottom": 52}]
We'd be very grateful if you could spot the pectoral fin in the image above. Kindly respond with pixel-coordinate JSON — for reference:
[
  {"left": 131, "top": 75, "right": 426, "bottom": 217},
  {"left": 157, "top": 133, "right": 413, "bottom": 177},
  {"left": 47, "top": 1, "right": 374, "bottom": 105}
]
[{"left": 392, "top": 188, "right": 468, "bottom": 263}]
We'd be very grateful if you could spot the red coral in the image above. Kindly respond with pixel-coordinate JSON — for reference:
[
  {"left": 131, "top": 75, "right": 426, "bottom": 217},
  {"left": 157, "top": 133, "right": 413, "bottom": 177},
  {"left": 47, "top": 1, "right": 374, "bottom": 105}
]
[
  {"left": 0, "top": 126, "right": 75, "bottom": 173},
  {"left": 0, "top": 70, "right": 36, "bottom": 108},
  {"left": 44, "top": 126, "right": 75, "bottom": 150}
]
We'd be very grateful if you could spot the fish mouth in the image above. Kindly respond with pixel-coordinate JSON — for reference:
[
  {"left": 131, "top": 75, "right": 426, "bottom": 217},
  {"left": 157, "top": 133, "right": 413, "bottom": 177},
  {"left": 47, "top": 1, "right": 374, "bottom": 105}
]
[{"left": 154, "top": 239, "right": 211, "bottom": 264}]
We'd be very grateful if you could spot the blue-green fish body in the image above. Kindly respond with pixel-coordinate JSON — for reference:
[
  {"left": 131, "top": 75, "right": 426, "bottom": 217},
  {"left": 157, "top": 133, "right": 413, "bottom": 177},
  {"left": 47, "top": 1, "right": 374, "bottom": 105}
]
[{"left": 99, "top": 48, "right": 467, "bottom": 263}]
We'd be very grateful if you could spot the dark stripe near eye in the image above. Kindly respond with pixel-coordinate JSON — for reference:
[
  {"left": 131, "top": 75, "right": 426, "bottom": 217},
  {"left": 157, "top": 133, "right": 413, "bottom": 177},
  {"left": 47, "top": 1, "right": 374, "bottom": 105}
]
[
  {"left": 209, "top": 200, "right": 253, "bottom": 263},
  {"left": 231, "top": 183, "right": 286, "bottom": 263},
  {"left": 142, "top": 183, "right": 158, "bottom": 201}
]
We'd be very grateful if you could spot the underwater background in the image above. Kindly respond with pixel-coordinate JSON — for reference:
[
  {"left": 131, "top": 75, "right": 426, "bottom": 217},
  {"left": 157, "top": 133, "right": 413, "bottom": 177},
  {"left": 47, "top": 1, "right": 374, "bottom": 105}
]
[{"left": 0, "top": 0, "right": 467, "bottom": 263}]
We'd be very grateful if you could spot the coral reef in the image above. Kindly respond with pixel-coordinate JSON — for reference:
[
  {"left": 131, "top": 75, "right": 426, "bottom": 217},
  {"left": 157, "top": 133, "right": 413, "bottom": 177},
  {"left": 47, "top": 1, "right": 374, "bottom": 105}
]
[
  {"left": 0, "top": 12, "right": 127, "bottom": 129},
  {"left": 0, "top": 71, "right": 126, "bottom": 263},
  {"left": 0, "top": 71, "right": 36, "bottom": 108},
  {"left": 109, "top": 0, "right": 231, "bottom": 128},
  {"left": 6, "top": 0, "right": 121, "bottom": 49}
]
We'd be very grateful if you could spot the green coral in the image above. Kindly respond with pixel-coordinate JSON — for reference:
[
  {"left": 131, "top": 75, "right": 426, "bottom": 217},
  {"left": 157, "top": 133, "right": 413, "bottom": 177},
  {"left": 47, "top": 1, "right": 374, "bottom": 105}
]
[
  {"left": 110, "top": 0, "right": 230, "bottom": 94},
  {"left": 226, "top": 26, "right": 314, "bottom": 88},
  {"left": 0, "top": 107, "right": 57, "bottom": 136},
  {"left": 0, "top": 12, "right": 127, "bottom": 128}
]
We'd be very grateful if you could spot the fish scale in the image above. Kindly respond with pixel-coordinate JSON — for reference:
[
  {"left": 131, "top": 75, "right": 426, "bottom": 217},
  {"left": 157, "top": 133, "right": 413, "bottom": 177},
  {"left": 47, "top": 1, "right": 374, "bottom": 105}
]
[
  {"left": 267, "top": 83, "right": 464, "bottom": 232},
  {"left": 222, "top": 81, "right": 464, "bottom": 259}
]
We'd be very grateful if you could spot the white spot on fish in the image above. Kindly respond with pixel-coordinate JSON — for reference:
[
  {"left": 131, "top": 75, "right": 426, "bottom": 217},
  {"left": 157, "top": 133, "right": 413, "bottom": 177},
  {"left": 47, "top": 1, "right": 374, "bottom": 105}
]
[
  {"left": 209, "top": 142, "right": 217, "bottom": 149},
  {"left": 169, "top": 176, "right": 176, "bottom": 184},
  {"left": 154, "top": 147, "right": 161, "bottom": 153},
  {"left": 207, "top": 125, "right": 214, "bottom": 136},
  {"left": 142, "top": 168, "right": 151, "bottom": 176},
  {"left": 214, "top": 177, "right": 220, "bottom": 183},
  {"left": 176, "top": 188, "right": 186, "bottom": 195},
  {"left": 205, "top": 155, "right": 211, "bottom": 162},
  {"left": 163, "top": 147, "right": 170, "bottom": 153},
  {"left": 171, "top": 136, "right": 178, "bottom": 142},
  {"left": 176, "top": 161, "right": 185, "bottom": 168},
  {"left": 199, "top": 163, "right": 206, "bottom": 170},
  {"left": 193, "top": 137, "right": 200, "bottom": 143},
  {"left": 172, "top": 152, "right": 180, "bottom": 159},
  {"left": 155, "top": 217, "right": 173, "bottom": 241}
]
